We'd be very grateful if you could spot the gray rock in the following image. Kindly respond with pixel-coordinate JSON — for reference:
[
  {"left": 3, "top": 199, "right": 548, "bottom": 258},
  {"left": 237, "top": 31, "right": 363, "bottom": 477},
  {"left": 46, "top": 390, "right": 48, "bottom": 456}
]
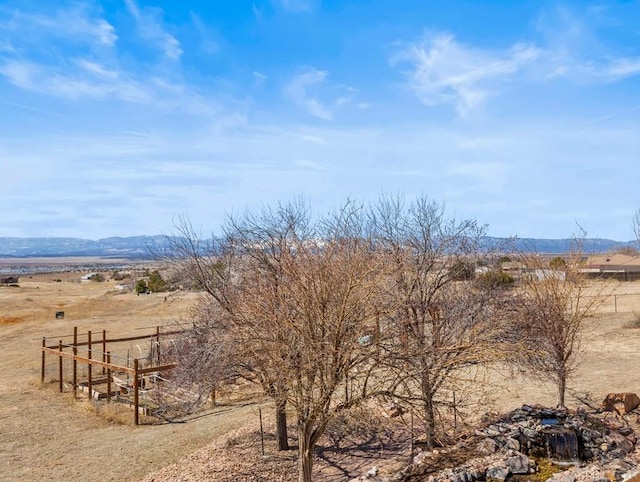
[
  {"left": 506, "top": 453, "right": 530, "bottom": 475},
  {"left": 546, "top": 473, "right": 576, "bottom": 482},
  {"left": 504, "top": 437, "right": 520, "bottom": 451},
  {"left": 476, "top": 438, "right": 498, "bottom": 455},
  {"left": 413, "top": 450, "right": 427, "bottom": 465},
  {"left": 607, "top": 431, "right": 634, "bottom": 454},
  {"left": 485, "top": 463, "right": 509, "bottom": 481}
]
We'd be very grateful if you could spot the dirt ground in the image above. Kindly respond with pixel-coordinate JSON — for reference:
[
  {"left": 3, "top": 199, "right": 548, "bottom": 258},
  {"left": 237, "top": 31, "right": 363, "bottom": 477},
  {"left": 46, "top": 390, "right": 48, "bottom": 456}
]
[{"left": 2, "top": 272, "right": 640, "bottom": 481}]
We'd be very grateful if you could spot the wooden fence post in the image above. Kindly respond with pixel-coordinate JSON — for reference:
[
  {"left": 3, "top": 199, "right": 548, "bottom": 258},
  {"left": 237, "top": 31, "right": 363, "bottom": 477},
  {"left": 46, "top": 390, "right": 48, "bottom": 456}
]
[
  {"left": 73, "top": 327, "right": 78, "bottom": 399},
  {"left": 106, "top": 352, "right": 111, "bottom": 403},
  {"left": 41, "top": 337, "right": 46, "bottom": 383},
  {"left": 134, "top": 358, "right": 139, "bottom": 426},
  {"left": 87, "top": 330, "right": 92, "bottom": 400},
  {"left": 156, "top": 326, "right": 161, "bottom": 365},
  {"left": 102, "top": 329, "right": 107, "bottom": 375},
  {"left": 58, "top": 340, "right": 63, "bottom": 393}
]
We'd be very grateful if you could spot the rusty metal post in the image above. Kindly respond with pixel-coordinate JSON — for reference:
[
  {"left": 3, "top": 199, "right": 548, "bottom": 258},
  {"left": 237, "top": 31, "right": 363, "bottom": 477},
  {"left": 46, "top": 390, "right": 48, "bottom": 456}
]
[
  {"left": 58, "top": 340, "right": 63, "bottom": 393},
  {"left": 73, "top": 327, "right": 78, "bottom": 398},
  {"left": 87, "top": 330, "right": 92, "bottom": 400},
  {"left": 453, "top": 391, "right": 457, "bottom": 430},
  {"left": 134, "top": 358, "right": 140, "bottom": 425},
  {"left": 259, "top": 407, "right": 265, "bottom": 456},
  {"left": 410, "top": 409, "right": 414, "bottom": 461},
  {"left": 106, "top": 352, "right": 111, "bottom": 403},
  {"left": 41, "top": 337, "right": 46, "bottom": 383}
]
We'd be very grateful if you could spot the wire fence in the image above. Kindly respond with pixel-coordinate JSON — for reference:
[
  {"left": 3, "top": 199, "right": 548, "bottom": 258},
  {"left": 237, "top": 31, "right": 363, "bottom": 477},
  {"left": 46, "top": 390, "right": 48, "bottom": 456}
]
[{"left": 592, "top": 292, "right": 640, "bottom": 315}]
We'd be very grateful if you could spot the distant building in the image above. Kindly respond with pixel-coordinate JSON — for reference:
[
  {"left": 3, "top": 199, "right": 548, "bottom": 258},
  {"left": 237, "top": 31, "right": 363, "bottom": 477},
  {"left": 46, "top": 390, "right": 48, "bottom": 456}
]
[{"left": 581, "top": 254, "right": 640, "bottom": 281}]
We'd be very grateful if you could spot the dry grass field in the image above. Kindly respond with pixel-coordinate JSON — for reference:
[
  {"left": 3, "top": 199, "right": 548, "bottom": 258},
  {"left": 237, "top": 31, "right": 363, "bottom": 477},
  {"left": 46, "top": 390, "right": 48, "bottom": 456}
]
[
  {"left": 2, "top": 270, "right": 640, "bottom": 481},
  {"left": 0, "top": 269, "right": 263, "bottom": 482}
]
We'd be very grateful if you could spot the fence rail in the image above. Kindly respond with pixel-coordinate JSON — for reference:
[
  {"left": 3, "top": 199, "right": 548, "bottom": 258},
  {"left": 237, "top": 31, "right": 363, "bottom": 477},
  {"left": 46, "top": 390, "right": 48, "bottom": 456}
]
[{"left": 41, "top": 326, "right": 183, "bottom": 425}]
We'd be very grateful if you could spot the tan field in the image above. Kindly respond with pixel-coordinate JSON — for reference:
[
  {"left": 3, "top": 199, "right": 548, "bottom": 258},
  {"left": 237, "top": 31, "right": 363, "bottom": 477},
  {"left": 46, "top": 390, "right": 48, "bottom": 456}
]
[
  {"left": 0, "top": 270, "right": 263, "bottom": 482},
  {"left": 2, "top": 271, "right": 640, "bottom": 481}
]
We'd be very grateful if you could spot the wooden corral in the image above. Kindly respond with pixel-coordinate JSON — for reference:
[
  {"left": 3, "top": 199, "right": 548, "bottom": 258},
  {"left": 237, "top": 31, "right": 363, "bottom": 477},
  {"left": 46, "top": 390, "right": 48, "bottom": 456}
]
[{"left": 41, "top": 326, "right": 185, "bottom": 424}]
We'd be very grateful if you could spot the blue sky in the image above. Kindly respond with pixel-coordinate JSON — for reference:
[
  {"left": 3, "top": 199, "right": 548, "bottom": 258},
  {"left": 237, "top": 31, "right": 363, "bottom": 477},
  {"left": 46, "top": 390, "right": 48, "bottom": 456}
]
[{"left": 1, "top": 0, "right": 639, "bottom": 240}]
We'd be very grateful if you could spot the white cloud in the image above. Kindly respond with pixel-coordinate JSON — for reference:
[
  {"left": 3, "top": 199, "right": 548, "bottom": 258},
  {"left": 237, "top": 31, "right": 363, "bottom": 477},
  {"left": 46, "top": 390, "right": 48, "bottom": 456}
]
[
  {"left": 535, "top": 6, "right": 640, "bottom": 83},
  {"left": 0, "top": 58, "right": 149, "bottom": 102},
  {"left": 0, "top": 60, "right": 39, "bottom": 90},
  {"left": 0, "top": 5, "right": 117, "bottom": 48},
  {"left": 253, "top": 71, "right": 267, "bottom": 86},
  {"left": 391, "top": 32, "right": 540, "bottom": 116},
  {"left": 76, "top": 59, "right": 119, "bottom": 79},
  {"left": 125, "top": 0, "right": 183, "bottom": 60},
  {"left": 285, "top": 68, "right": 333, "bottom": 120}
]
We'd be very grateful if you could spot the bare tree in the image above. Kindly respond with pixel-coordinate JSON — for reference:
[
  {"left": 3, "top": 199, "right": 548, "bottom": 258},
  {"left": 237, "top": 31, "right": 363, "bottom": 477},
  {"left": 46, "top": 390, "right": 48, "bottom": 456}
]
[
  {"left": 369, "top": 195, "right": 513, "bottom": 448},
  {"left": 165, "top": 208, "right": 299, "bottom": 451},
  {"left": 515, "top": 250, "right": 606, "bottom": 408},
  {"left": 634, "top": 207, "right": 640, "bottom": 245},
  {"left": 169, "top": 201, "right": 386, "bottom": 482}
]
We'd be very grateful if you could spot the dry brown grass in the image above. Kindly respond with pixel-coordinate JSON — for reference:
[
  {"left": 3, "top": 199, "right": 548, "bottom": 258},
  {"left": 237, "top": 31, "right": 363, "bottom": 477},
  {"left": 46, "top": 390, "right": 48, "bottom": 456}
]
[
  {"left": 0, "top": 315, "right": 25, "bottom": 325},
  {"left": 3, "top": 271, "right": 640, "bottom": 481},
  {"left": 0, "top": 269, "right": 257, "bottom": 482}
]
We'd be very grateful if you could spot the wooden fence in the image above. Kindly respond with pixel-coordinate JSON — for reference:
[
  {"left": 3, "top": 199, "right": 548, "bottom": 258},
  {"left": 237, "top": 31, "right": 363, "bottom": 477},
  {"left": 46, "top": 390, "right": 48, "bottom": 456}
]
[{"left": 41, "top": 326, "right": 184, "bottom": 425}]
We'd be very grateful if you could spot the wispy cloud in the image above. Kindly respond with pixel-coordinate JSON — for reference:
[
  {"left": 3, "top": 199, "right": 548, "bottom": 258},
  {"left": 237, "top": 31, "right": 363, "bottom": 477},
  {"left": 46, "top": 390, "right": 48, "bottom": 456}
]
[
  {"left": 0, "top": 4, "right": 219, "bottom": 114},
  {"left": 190, "top": 12, "right": 219, "bottom": 55},
  {"left": 537, "top": 6, "right": 640, "bottom": 83},
  {"left": 391, "top": 32, "right": 540, "bottom": 116},
  {"left": 124, "top": 0, "right": 182, "bottom": 60},
  {"left": 285, "top": 67, "right": 334, "bottom": 120},
  {"left": 0, "top": 4, "right": 117, "bottom": 48}
]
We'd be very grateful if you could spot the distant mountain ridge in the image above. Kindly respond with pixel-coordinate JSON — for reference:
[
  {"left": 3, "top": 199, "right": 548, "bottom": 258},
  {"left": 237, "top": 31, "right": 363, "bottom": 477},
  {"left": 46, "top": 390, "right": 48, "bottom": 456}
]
[
  {"left": 0, "top": 236, "right": 170, "bottom": 258},
  {"left": 483, "top": 237, "right": 637, "bottom": 254},
  {"left": 0, "top": 236, "right": 636, "bottom": 258}
]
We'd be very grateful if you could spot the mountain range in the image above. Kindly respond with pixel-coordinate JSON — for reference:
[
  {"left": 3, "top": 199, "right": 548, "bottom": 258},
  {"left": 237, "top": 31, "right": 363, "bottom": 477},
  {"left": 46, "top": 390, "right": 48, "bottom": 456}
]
[{"left": 0, "top": 236, "right": 636, "bottom": 258}]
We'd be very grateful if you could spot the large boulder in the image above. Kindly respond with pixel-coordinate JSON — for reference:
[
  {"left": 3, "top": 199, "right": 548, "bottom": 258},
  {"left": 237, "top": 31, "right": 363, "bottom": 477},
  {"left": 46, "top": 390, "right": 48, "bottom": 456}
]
[{"left": 602, "top": 393, "right": 640, "bottom": 415}]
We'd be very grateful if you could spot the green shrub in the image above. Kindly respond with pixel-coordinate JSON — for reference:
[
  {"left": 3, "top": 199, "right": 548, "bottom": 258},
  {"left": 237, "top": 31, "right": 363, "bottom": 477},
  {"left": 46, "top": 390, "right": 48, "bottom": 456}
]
[
  {"left": 147, "top": 270, "right": 167, "bottom": 292},
  {"left": 476, "top": 270, "right": 514, "bottom": 289},
  {"left": 135, "top": 279, "right": 149, "bottom": 294}
]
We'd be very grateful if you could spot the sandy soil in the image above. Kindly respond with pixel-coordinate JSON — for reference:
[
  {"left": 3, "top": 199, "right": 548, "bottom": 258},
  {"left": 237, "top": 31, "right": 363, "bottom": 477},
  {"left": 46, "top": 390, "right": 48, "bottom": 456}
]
[{"left": 2, "top": 274, "right": 640, "bottom": 481}]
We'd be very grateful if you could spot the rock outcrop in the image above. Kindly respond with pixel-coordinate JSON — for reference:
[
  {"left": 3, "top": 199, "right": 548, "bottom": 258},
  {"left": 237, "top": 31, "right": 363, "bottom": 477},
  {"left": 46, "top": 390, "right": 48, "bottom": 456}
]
[{"left": 350, "top": 404, "right": 640, "bottom": 482}]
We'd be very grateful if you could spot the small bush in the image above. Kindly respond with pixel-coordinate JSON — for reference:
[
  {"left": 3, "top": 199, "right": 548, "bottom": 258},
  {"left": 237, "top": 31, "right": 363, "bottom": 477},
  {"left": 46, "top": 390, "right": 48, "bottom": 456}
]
[
  {"left": 135, "top": 279, "right": 149, "bottom": 294},
  {"left": 476, "top": 270, "right": 514, "bottom": 289},
  {"left": 449, "top": 259, "right": 475, "bottom": 281},
  {"left": 112, "top": 271, "right": 131, "bottom": 281},
  {"left": 624, "top": 312, "right": 640, "bottom": 329}
]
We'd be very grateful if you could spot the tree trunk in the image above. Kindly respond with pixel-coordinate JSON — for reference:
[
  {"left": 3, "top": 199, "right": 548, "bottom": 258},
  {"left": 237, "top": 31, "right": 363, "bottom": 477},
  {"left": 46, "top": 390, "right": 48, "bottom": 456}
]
[
  {"left": 298, "top": 422, "right": 314, "bottom": 482},
  {"left": 557, "top": 370, "right": 566, "bottom": 408},
  {"left": 423, "top": 393, "right": 436, "bottom": 449},
  {"left": 276, "top": 400, "right": 290, "bottom": 451}
]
